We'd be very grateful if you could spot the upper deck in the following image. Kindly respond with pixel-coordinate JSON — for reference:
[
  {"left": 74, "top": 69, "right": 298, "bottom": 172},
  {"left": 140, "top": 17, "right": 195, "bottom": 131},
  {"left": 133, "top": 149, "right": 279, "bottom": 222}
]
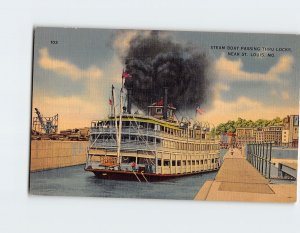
[
  {"left": 89, "top": 114, "right": 219, "bottom": 152},
  {"left": 90, "top": 114, "right": 215, "bottom": 142}
]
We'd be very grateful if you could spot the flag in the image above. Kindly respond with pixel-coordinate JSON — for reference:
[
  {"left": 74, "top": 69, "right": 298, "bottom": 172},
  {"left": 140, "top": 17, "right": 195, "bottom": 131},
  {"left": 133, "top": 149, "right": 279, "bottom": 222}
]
[
  {"left": 109, "top": 98, "right": 112, "bottom": 106},
  {"left": 156, "top": 99, "right": 164, "bottom": 106},
  {"left": 196, "top": 106, "right": 205, "bottom": 115},
  {"left": 122, "top": 71, "right": 131, "bottom": 79}
]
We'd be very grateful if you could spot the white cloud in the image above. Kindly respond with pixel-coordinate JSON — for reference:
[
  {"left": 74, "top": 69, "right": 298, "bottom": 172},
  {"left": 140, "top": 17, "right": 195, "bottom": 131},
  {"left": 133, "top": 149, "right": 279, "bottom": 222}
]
[
  {"left": 270, "top": 89, "right": 277, "bottom": 97},
  {"left": 38, "top": 48, "right": 103, "bottom": 80},
  {"left": 113, "top": 31, "right": 139, "bottom": 56},
  {"left": 112, "top": 30, "right": 157, "bottom": 57},
  {"left": 198, "top": 95, "right": 297, "bottom": 125},
  {"left": 270, "top": 89, "right": 290, "bottom": 100},
  {"left": 281, "top": 91, "right": 290, "bottom": 100},
  {"left": 214, "top": 82, "right": 230, "bottom": 92},
  {"left": 214, "top": 53, "right": 294, "bottom": 82}
]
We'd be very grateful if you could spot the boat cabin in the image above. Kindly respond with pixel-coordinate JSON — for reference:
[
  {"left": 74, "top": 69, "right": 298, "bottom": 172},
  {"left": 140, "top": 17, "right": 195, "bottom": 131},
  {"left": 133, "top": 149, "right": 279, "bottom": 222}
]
[{"left": 147, "top": 99, "right": 176, "bottom": 122}]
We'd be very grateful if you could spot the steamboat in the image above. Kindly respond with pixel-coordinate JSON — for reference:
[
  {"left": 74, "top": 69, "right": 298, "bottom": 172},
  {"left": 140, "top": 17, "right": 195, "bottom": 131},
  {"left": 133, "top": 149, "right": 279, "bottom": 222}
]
[{"left": 85, "top": 80, "right": 220, "bottom": 182}]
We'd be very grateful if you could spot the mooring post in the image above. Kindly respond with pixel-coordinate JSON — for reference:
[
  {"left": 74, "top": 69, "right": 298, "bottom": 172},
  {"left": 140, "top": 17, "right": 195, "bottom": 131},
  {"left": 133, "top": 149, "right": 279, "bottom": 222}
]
[
  {"left": 265, "top": 143, "right": 268, "bottom": 176},
  {"left": 258, "top": 143, "right": 261, "bottom": 173},
  {"left": 259, "top": 143, "right": 263, "bottom": 174},
  {"left": 262, "top": 143, "right": 265, "bottom": 176},
  {"left": 255, "top": 143, "right": 258, "bottom": 169},
  {"left": 268, "top": 143, "right": 272, "bottom": 179},
  {"left": 252, "top": 144, "right": 254, "bottom": 167}
]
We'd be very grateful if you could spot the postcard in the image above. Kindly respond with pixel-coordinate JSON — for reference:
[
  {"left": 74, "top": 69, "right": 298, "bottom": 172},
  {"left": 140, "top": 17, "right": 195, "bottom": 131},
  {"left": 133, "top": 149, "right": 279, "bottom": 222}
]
[{"left": 29, "top": 27, "right": 299, "bottom": 202}]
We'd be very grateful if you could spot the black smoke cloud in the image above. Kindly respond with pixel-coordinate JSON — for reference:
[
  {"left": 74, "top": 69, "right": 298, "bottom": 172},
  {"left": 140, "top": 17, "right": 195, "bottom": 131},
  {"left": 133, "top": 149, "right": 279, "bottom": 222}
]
[{"left": 123, "top": 31, "right": 213, "bottom": 112}]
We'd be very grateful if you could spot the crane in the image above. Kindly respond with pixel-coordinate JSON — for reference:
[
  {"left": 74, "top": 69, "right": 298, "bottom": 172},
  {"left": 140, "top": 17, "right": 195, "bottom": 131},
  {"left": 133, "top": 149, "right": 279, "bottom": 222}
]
[{"left": 33, "top": 108, "right": 58, "bottom": 134}]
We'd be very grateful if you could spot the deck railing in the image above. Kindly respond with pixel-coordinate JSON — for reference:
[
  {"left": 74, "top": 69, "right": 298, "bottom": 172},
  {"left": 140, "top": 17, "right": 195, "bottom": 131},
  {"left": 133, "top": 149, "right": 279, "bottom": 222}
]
[{"left": 246, "top": 143, "right": 272, "bottom": 179}]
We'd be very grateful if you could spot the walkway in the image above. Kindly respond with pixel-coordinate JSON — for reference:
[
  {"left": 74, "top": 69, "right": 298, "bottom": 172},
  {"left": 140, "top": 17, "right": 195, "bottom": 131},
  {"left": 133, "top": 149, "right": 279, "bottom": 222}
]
[{"left": 194, "top": 148, "right": 296, "bottom": 202}]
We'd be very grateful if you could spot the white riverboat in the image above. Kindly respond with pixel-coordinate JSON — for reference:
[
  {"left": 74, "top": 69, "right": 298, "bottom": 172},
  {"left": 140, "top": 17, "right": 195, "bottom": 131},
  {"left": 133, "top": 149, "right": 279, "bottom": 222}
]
[{"left": 85, "top": 85, "right": 220, "bottom": 182}]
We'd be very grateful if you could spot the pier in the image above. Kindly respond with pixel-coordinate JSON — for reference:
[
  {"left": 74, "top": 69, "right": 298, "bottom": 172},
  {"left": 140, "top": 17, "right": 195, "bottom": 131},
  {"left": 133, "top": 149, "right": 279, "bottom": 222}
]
[
  {"left": 30, "top": 140, "right": 89, "bottom": 172},
  {"left": 194, "top": 148, "right": 296, "bottom": 202}
]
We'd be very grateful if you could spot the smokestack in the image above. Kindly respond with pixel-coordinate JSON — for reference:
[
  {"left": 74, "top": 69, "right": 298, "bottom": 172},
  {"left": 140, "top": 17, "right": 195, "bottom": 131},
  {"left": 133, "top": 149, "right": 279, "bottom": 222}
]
[
  {"left": 127, "top": 88, "right": 132, "bottom": 114},
  {"left": 163, "top": 87, "right": 168, "bottom": 120}
]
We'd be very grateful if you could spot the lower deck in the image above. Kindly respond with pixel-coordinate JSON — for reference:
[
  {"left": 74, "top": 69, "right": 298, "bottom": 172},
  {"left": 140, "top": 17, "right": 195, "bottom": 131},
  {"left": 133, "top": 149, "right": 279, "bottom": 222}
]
[{"left": 86, "top": 148, "right": 220, "bottom": 176}]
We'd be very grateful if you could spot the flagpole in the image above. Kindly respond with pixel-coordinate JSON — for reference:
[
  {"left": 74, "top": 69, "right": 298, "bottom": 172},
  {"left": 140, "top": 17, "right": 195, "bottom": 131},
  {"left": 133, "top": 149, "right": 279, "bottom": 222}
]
[{"left": 117, "top": 72, "right": 125, "bottom": 165}]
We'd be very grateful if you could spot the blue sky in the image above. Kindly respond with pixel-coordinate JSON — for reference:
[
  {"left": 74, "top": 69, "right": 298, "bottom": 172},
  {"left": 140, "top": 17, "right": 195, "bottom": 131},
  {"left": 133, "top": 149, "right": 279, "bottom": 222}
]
[{"left": 32, "top": 27, "right": 299, "bottom": 129}]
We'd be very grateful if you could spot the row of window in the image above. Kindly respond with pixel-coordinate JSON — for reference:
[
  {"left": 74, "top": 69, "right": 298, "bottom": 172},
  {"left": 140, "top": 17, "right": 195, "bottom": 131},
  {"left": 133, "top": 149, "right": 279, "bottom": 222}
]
[
  {"left": 157, "top": 158, "right": 218, "bottom": 167},
  {"left": 91, "top": 134, "right": 219, "bottom": 151},
  {"left": 95, "top": 120, "right": 205, "bottom": 139},
  {"left": 91, "top": 134, "right": 162, "bottom": 143},
  {"left": 162, "top": 140, "right": 219, "bottom": 151}
]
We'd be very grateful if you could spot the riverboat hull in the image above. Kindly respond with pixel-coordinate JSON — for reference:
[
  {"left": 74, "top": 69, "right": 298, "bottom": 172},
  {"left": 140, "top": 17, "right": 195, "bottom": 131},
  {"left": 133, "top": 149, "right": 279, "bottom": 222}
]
[{"left": 85, "top": 167, "right": 219, "bottom": 182}]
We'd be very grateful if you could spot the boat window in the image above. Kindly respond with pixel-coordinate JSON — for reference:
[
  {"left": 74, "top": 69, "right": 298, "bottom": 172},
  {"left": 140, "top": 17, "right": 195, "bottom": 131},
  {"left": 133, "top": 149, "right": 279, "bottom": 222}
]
[
  {"left": 121, "top": 135, "right": 129, "bottom": 142},
  {"left": 148, "top": 137, "right": 154, "bottom": 143},
  {"left": 122, "top": 157, "right": 136, "bottom": 163},
  {"left": 163, "top": 160, "right": 170, "bottom": 167},
  {"left": 157, "top": 159, "right": 161, "bottom": 166},
  {"left": 177, "top": 161, "right": 181, "bottom": 166},
  {"left": 123, "top": 121, "right": 130, "bottom": 127},
  {"left": 172, "top": 160, "right": 176, "bottom": 166},
  {"left": 148, "top": 123, "right": 155, "bottom": 130},
  {"left": 138, "top": 158, "right": 149, "bottom": 164},
  {"left": 121, "top": 157, "right": 130, "bottom": 163},
  {"left": 140, "top": 122, "right": 147, "bottom": 129}
]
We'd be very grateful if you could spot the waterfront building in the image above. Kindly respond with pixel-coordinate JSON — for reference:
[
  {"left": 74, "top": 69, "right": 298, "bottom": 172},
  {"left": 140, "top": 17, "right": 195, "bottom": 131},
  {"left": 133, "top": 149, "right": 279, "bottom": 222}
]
[
  {"left": 282, "top": 115, "right": 299, "bottom": 147},
  {"left": 236, "top": 127, "right": 256, "bottom": 147},
  {"left": 220, "top": 133, "right": 228, "bottom": 149},
  {"left": 256, "top": 129, "right": 264, "bottom": 143},
  {"left": 255, "top": 126, "right": 283, "bottom": 146}
]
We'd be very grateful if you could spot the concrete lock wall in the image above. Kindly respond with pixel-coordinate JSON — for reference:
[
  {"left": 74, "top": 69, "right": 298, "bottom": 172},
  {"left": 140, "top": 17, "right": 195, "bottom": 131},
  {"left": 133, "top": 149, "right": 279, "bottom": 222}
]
[{"left": 30, "top": 140, "right": 89, "bottom": 172}]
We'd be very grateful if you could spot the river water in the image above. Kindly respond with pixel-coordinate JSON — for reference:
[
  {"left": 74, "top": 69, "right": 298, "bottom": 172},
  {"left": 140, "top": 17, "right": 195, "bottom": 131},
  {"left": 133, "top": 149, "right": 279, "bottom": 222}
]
[
  {"left": 271, "top": 147, "right": 298, "bottom": 159},
  {"left": 29, "top": 149, "right": 297, "bottom": 199},
  {"left": 29, "top": 150, "right": 227, "bottom": 200}
]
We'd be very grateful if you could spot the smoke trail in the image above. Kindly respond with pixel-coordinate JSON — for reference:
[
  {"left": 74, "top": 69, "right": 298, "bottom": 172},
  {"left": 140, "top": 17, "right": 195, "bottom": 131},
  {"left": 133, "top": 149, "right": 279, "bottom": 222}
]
[{"left": 123, "top": 31, "right": 212, "bottom": 112}]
